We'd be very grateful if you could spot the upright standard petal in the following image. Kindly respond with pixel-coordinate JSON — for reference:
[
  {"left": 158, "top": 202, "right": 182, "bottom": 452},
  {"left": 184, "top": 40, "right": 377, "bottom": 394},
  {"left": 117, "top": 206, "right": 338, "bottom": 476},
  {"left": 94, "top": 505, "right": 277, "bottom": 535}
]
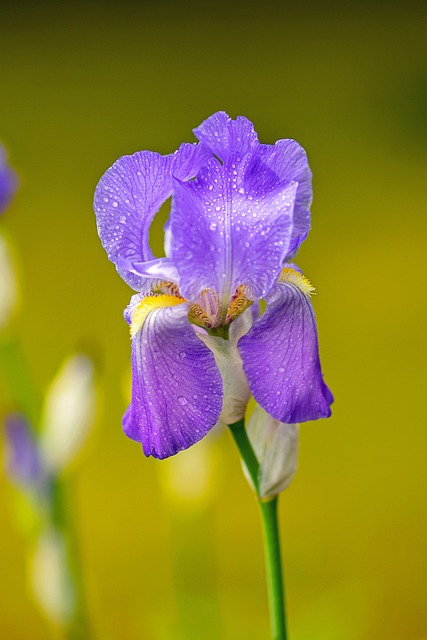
[
  {"left": 94, "top": 143, "right": 210, "bottom": 290},
  {"left": 259, "top": 140, "right": 312, "bottom": 258},
  {"left": 194, "top": 113, "right": 312, "bottom": 261},
  {"left": 238, "top": 276, "right": 333, "bottom": 423},
  {"left": 123, "top": 297, "right": 223, "bottom": 459},
  {"left": 171, "top": 155, "right": 297, "bottom": 306},
  {"left": 193, "top": 111, "right": 259, "bottom": 162}
]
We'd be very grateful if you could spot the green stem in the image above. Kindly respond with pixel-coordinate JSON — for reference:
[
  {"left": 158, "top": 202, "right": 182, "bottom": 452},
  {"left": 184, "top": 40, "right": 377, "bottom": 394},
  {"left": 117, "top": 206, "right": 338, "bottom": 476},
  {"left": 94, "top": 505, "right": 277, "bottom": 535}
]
[
  {"left": 0, "top": 334, "right": 41, "bottom": 427},
  {"left": 228, "top": 419, "right": 288, "bottom": 640},
  {"left": 260, "top": 497, "right": 287, "bottom": 640},
  {"left": 228, "top": 418, "right": 260, "bottom": 493},
  {"left": 51, "top": 477, "right": 90, "bottom": 640}
]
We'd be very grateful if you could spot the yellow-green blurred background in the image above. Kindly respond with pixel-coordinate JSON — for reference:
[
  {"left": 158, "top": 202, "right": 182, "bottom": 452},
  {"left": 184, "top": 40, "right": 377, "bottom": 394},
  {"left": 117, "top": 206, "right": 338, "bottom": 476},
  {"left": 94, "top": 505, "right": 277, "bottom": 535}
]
[{"left": 1, "top": 1, "right": 427, "bottom": 638}]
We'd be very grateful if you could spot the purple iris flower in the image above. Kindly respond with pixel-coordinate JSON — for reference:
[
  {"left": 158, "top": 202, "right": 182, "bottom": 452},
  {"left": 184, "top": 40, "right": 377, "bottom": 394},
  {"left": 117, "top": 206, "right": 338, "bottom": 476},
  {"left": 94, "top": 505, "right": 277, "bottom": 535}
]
[
  {"left": 94, "top": 112, "right": 333, "bottom": 459},
  {"left": 3, "top": 414, "right": 44, "bottom": 487},
  {"left": 0, "top": 144, "right": 17, "bottom": 214}
]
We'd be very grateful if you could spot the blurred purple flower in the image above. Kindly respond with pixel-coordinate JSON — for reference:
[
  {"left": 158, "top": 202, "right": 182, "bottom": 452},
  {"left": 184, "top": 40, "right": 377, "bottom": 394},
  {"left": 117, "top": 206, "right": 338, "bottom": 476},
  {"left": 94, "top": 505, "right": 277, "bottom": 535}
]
[
  {"left": 0, "top": 145, "right": 17, "bottom": 214},
  {"left": 94, "top": 112, "right": 333, "bottom": 459},
  {"left": 3, "top": 414, "right": 43, "bottom": 486}
]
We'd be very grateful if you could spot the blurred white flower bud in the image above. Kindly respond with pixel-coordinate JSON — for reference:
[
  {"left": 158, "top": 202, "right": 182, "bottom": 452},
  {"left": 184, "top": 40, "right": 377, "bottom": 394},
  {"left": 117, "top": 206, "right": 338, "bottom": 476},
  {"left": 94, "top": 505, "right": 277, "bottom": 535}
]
[
  {"left": 0, "top": 233, "right": 18, "bottom": 329},
  {"left": 40, "top": 354, "right": 95, "bottom": 472},
  {"left": 30, "top": 528, "right": 74, "bottom": 624},
  {"left": 244, "top": 404, "right": 299, "bottom": 499},
  {"left": 159, "top": 435, "right": 220, "bottom": 510}
]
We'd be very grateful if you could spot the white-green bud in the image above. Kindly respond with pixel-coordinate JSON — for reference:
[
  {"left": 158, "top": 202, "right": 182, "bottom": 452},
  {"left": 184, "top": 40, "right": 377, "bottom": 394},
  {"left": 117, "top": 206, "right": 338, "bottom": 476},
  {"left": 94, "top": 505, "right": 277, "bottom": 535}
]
[
  {"left": 30, "top": 528, "right": 74, "bottom": 623},
  {"left": 0, "top": 233, "right": 18, "bottom": 329},
  {"left": 244, "top": 404, "right": 299, "bottom": 499},
  {"left": 40, "top": 354, "right": 96, "bottom": 472}
]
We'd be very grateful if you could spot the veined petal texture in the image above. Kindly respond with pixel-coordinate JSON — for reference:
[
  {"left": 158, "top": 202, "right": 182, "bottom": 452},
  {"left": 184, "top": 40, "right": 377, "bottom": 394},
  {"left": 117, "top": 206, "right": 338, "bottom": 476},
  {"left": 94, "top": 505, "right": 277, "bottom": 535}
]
[
  {"left": 94, "top": 142, "right": 210, "bottom": 290},
  {"left": 194, "top": 111, "right": 259, "bottom": 162},
  {"left": 171, "top": 156, "right": 297, "bottom": 303},
  {"left": 259, "top": 139, "right": 312, "bottom": 258},
  {"left": 124, "top": 300, "right": 223, "bottom": 459},
  {"left": 238, "top": 281, "right": 333, "bottom": 423},
  {"left": 195, "top": 112, "right": 312, "bottom": 261}
]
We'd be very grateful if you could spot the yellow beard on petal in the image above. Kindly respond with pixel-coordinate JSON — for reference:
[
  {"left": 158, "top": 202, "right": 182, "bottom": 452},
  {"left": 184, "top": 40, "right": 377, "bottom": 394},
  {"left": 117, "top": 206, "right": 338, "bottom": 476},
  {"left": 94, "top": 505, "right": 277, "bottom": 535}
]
[
  {"left": 279, "top": 267, "right": 315, "bottom": 296},
  {"left": 130, "top": 294, "right": 186, "bottom": 338}
]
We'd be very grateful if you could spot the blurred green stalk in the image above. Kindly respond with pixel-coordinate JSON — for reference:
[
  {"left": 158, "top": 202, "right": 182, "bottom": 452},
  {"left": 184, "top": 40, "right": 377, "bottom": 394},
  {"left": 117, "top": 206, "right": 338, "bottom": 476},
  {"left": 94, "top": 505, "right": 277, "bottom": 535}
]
[
  {"left": 0, "top": 334, "right": 41, "bottom": 427},
  {"left": 51, "top": 477, "right": 90, "bottom": 640},
  {"left": 0, "top": 334, "right": 90, "bottom": 640},
  {"left": 229, "top": 419, "right": 288, "bottom": 640}
]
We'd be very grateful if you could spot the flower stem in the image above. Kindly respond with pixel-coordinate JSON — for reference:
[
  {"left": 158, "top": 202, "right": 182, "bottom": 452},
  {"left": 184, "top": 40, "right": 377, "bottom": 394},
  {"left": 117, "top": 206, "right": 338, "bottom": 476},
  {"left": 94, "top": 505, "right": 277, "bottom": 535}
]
[
  {"left": 228, "top": 418, "right": 260, "bottom": 492},
  {"left": 259, "top": 497, "right": 288, "bottom": 640},
  {"left": 0, "top": 334, "right": 42, "bottom": 427},
  {"left": 228, "top": 419, "right": 288, "bottom": 640},
  {"left": 51, "top": 477, "right": 90, "bottom": 640}
]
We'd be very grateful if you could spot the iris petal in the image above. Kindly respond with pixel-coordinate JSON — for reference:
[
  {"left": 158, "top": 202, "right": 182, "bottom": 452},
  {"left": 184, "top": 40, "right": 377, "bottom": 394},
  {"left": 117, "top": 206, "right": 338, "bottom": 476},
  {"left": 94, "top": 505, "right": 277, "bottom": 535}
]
[
  {"left": 0, "top": 145, "right": 17, "bottom": 214},
  {"left": 123, "top": 297, "right": 223, "bottom": 459},
  {"left": 4, "top": 414, "right": 43, "bottom": 486},
  {"left": 171, "top": 155, "right": 297, "bottom": 305},
  {"left": 194, "top": 112, "right": 312, "bottom": 261},
  {"left": 238, "top": 281, "right": 333, "bottom": 423},
  {"left": 259, "top": 140, "right": 312, "bottom": 258},
  {"left": 193, "top": 111, "right": 258, "bottom": 162},
  {"left": 94, "top": 142, "right": 210, "bottom": 290}
]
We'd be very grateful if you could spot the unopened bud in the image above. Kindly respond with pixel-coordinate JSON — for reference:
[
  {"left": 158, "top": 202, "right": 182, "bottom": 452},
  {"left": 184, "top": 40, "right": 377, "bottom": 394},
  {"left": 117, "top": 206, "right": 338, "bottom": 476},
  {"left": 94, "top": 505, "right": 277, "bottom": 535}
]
[
  {"left": 30, "top": 528, "right": 74, "bottom": 623},
  {"left": 159, "top": 435, "right": 220, "bottom": 509},
  {"left": 40, "top": 354, "right": 95, "bottom": 472},
  {"left": 244, "top": 404, "right": 299, "bottom": 499},
  {"left": 0, "top": 234, "right": 18, "bottom": 329}
]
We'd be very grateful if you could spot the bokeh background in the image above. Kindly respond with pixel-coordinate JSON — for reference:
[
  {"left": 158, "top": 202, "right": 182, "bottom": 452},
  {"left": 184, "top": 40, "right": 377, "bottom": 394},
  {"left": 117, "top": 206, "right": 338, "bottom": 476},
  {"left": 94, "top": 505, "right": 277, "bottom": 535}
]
[{"left": 1, "top": 1, "right": 427, "bottom": 638}]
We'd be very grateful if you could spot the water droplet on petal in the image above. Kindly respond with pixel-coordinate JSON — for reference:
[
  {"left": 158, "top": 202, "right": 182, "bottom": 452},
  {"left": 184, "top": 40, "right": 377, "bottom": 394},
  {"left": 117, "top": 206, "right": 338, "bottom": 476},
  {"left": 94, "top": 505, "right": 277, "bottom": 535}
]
[{"left": 177, "top": 396, "right": 187, "bottom": 406}]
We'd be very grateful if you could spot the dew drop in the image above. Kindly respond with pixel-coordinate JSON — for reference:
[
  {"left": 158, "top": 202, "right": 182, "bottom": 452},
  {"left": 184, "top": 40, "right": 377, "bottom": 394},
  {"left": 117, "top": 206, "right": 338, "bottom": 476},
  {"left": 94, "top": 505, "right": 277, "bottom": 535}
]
[{"left": 177, "top": 396, "right": 187, "bottom": 406}]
